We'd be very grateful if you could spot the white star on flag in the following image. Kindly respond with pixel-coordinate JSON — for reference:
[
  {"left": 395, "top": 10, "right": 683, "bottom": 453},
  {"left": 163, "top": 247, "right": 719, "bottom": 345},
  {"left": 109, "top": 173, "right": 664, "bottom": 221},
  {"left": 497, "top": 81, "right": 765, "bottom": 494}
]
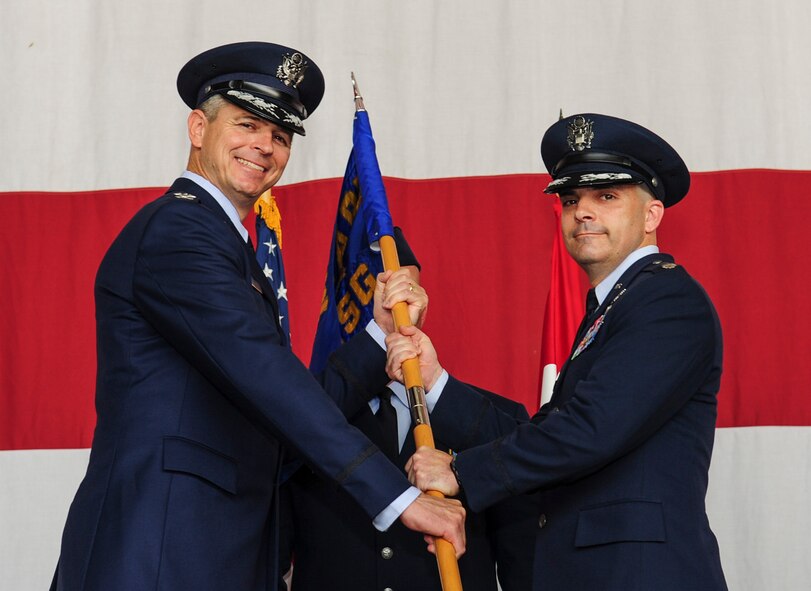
[
  {"left": 263, "top": 240, "right": 278, "bottom": 256},
  {"left": 276, "top": 282, "right": 288, "bottom": 301},
  {"left": 263, "top": 264, "right": 273, "bottom": 281}
]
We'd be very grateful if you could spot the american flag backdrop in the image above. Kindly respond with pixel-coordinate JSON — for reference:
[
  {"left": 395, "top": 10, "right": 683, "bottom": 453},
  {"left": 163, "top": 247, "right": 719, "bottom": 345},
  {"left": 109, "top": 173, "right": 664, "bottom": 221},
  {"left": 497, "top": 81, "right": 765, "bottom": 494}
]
[
  {"left": 1, "top": 1, "right": 810, "bottom": 589},
  {"left": 255, "top": 191, "right": 292, "bottom": 344}
]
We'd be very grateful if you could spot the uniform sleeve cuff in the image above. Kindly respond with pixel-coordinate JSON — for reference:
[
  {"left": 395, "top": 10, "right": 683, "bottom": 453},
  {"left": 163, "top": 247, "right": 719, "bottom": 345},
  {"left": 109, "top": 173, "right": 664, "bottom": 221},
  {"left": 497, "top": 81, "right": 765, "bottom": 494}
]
[
  {"left": 425, "top": 369, "right": 448, "bottom": 412},
  {"left": 365, "top": 319, "right": 387, "bottom": 351},
  {"left": 372, "top": 486, "right": 421, "bottom": 531}
]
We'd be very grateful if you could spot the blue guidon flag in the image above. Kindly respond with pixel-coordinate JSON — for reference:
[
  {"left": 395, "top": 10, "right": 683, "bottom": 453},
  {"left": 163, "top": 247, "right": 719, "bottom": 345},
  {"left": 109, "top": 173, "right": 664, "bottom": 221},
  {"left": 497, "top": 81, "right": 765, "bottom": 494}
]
[{"left": 309, "top": 107, "right": 395, "bottom": 373}]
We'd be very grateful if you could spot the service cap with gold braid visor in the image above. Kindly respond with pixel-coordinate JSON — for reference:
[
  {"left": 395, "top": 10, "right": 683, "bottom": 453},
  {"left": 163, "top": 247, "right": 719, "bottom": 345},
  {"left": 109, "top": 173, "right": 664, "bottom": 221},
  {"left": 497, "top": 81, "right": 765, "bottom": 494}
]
[
  {"left": 541, "top": 113, "right": 691, "bottom": 208},
  {"left": 177, "top": 41, "right": 325, "bottom": 136}
]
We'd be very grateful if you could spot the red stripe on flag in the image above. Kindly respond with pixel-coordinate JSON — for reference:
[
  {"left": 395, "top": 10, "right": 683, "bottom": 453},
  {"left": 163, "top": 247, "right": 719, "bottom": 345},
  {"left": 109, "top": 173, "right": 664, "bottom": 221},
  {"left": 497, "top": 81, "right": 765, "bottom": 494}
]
[
  {"left": 538, "top": 200, "right": 590, "bottom": 407},
  {"left": 2, "top": 170, "right": 809, "bottom": 450},
  {"left": 0, "top": 188, "right": 166, "bottom": 450}
]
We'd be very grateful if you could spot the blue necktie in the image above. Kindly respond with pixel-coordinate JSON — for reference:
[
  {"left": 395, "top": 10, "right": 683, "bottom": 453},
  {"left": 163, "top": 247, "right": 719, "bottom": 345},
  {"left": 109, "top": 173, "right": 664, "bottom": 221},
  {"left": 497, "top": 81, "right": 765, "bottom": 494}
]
[{"left": 585, "top": 288, "right": 598, "bottom": 318}]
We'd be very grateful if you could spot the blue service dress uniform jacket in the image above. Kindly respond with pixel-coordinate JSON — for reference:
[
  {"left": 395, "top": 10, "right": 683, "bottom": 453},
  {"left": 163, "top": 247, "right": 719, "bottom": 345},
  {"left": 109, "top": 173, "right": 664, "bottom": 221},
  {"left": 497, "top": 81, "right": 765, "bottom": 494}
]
[
  {"left": 279, "top": 386, "right": 539, "bottom": 591},
  {"left": 51, "top": 178, "right": 411, "bottom": 591},
  {"left": 430, "top": 253, "right": 728, "bottom": 591}
]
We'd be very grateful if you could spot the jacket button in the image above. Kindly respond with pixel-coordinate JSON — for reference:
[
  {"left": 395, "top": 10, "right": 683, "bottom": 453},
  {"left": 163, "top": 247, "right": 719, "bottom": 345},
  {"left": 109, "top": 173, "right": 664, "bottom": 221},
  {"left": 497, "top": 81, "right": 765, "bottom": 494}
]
[
  {"left": 538, "top": 513, "right": 548, "bottom": 528},
  {"left": 381, "top": 547, "right": 394, "bottom": 560},
  {"left": 384, "top": 588, "right": 394, "bottom": 591}
]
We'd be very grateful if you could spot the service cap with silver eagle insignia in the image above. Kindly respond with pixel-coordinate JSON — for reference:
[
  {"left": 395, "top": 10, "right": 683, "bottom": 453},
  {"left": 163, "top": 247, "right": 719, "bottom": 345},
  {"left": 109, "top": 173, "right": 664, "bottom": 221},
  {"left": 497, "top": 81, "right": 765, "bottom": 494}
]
[
  {"left": 177, "top": 42, "right": 325, "bottom": 136},
  {"left": 540, "top": 113, "right": 691, "bottom": 207}
]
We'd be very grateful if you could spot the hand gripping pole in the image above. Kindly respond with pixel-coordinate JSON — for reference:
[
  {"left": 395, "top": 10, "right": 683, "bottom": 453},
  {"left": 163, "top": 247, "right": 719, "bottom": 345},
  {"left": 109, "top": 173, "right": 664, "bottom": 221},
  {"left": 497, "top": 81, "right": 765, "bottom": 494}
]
[{"left": 379, "top": 234, "right": 463, "bottom": 591}]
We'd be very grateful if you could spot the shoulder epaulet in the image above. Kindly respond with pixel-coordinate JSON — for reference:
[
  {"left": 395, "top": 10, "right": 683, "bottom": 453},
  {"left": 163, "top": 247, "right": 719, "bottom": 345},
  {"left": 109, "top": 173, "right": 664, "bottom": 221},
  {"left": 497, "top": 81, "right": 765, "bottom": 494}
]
[
  {"left": 170, "top": 192, "right": 200, "bottom": 202},
  {"left": 644, "top": 259, "right": 679, "bottom": 273}
]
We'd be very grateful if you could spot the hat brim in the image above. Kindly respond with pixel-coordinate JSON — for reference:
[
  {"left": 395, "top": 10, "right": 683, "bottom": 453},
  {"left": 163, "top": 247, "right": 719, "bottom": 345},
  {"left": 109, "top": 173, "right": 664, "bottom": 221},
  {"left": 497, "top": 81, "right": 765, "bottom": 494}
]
[
  {"left": 543, "top": 163, "right": 647, "bottom": 194},
  {"left": 220, "top": 89, "right": 306, "bottom": 136},
  {"left": 176, "top": 42, "right": 325, "bottom": 137}
]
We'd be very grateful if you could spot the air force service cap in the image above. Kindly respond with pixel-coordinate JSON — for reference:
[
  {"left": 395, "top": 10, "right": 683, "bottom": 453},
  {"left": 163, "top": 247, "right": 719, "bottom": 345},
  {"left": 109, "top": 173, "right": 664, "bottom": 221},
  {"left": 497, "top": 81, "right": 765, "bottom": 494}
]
[
  {"left": 541, "top": 113, "right": 690, "bottom": 207},
  {"left": 177, "top": 42, "right": 325, "bottom": 136}
]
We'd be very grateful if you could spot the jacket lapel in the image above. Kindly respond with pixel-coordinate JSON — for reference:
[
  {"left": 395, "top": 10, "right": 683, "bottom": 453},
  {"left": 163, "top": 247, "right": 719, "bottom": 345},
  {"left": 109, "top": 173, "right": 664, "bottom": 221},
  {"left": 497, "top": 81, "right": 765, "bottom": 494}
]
[
  {"left": 166, "top": 178, "right": 285, "bottom": 340},
  {"left": 545, "top": 253, "right": 672, "bottom": 408},
  {"left": 244, "top": 239, "right": 283, "bottom": 326}
]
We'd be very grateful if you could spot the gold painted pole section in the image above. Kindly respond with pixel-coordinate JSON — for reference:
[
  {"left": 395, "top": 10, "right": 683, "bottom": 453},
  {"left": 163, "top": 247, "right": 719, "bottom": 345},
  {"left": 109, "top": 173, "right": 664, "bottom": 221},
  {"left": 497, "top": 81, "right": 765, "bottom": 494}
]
[{"left": 379, "top": 234, "right": 463, "bottom": 591}]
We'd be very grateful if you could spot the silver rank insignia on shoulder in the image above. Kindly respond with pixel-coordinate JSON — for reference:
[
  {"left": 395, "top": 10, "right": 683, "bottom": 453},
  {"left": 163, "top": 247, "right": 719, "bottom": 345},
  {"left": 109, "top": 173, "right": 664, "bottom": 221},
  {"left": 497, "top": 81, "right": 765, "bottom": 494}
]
[
  {"left": 567, "top": 115, "right": 594, "bottom": 151},
  {"left": 662, "top": 263, "right": 677, "bottom": 269},
  {"left": 276, "top": 52, "right": 308, "bottom": 88},
  {"left": 173, "top": 192, "right": 196, "bottom": 200}
]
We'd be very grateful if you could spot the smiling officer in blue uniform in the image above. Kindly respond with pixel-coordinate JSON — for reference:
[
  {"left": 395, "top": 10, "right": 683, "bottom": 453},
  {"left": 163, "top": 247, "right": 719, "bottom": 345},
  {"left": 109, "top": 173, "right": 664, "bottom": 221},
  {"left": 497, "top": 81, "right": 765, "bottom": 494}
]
[
  {"left": 49, "top": 42, "right": 465, "bottom": 591},
  {"left": 389, "top": 114, "right": 728, "bottom": 590}
]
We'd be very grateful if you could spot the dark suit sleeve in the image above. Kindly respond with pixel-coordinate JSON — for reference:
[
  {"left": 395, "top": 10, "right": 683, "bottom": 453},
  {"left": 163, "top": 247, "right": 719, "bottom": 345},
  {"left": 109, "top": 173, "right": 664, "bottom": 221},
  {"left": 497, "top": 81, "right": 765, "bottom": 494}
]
[
  {"left": 131, "top": 201, "right": 409, "bottom": 517},
  {"left": 318, "top": 330, "right": 390, "bottom": 419},
  {"left": 430, "top": 376, "right": 525, "bottom": 449},
  {"left": 454, "top": 270, "right": 719, "bottom": 511}
]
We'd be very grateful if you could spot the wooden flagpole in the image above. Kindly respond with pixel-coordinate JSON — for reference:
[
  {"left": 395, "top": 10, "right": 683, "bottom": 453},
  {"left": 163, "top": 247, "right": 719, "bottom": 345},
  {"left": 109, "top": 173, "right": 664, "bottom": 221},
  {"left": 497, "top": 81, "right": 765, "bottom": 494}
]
[{"left": 353, "top": 74, "right": 463, "bottom": 591}]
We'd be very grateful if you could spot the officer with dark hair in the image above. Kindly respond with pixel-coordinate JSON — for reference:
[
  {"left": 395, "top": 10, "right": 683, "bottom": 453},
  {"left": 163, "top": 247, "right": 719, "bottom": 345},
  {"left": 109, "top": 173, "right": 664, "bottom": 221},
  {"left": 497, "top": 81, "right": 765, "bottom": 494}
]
[
  {"left": 49, "top": 42, "right": 464, "bottom": 591},
  {"left": 389, "top": 114, "right": 728, "bottom": 590}
]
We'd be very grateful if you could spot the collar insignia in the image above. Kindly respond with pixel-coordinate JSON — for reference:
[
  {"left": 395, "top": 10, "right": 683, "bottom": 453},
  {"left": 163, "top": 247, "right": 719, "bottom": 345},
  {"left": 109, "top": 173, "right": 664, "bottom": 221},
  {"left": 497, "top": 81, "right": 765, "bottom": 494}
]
[
  {"left": 276, "top": 52, "right": 308, "bottom": 88},
  {"left": 567, "top": 115, "right": 594, "bottom": 151}
]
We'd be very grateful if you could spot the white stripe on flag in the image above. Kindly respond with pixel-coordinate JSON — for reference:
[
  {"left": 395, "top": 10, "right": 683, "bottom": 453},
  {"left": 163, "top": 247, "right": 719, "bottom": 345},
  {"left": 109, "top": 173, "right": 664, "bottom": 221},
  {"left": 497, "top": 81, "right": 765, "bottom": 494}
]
[
  {"left": 0, "top": 449, "right": 89, "bottom": 591},
  {"left": 540, "top": 363, "right": 558, "bottom": 408},
  {"left": 2, "top": 428, "right": 811, "bottom": 590},
  {"left": 708, "top": 426, "right": 811, "bottom": 591},
  {"left": 3, "top": 1, "right": 811, "bottom": 192}
]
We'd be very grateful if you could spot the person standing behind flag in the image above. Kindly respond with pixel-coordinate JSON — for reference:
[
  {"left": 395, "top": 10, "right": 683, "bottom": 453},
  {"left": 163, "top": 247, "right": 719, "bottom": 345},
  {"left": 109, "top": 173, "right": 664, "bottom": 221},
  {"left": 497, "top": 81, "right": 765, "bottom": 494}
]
[
  {"left": 279, "top": 229, "right": 539, "bottom": 591},
  {"left": 389, "top": 114, "right": 728, "bottom": 590},
  {"left": 49, "top": 42, "right": 465, "bottom": 591}
]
